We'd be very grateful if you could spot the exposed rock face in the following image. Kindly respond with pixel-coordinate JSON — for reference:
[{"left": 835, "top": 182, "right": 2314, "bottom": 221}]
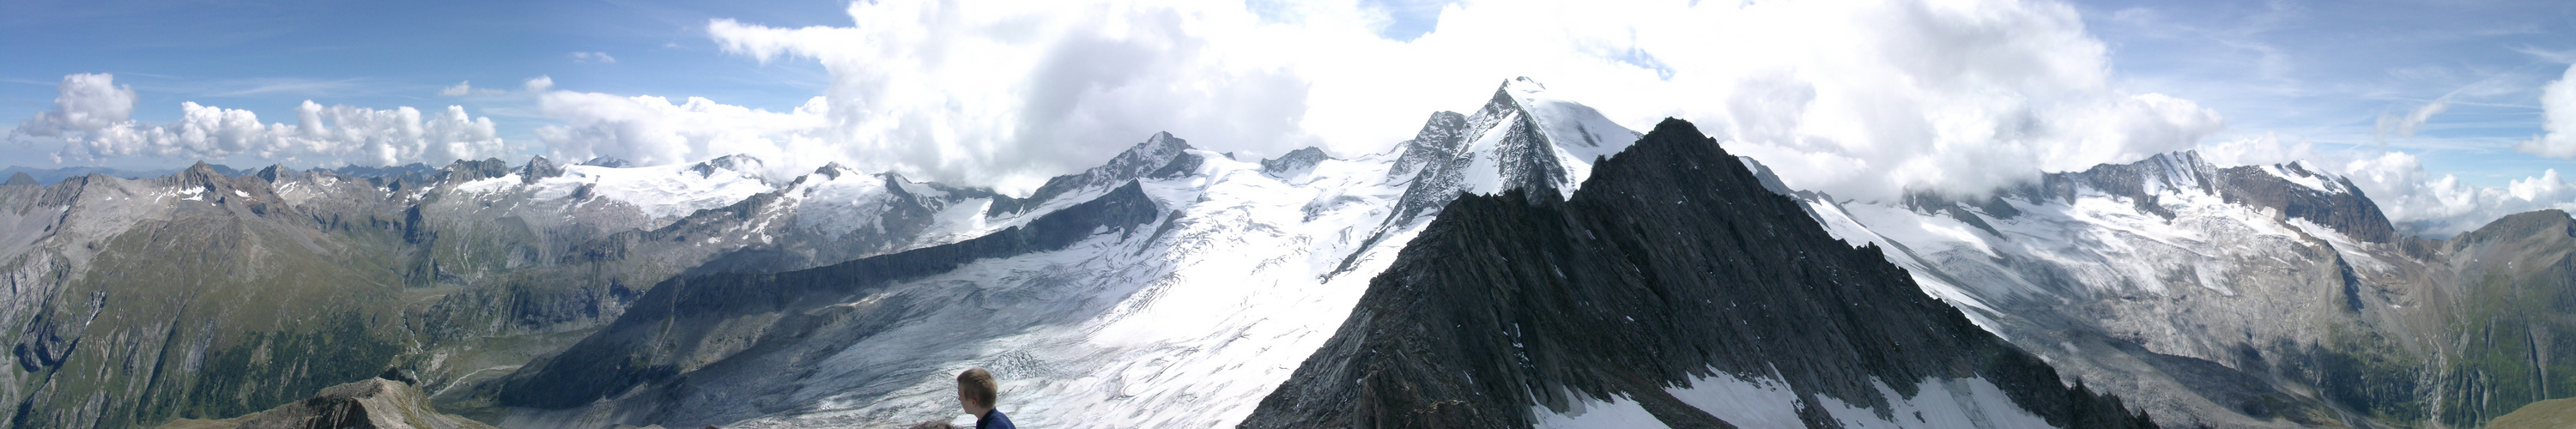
[
  {"left": 8, "top": 173, "right": 42, "bottom": 186},
  {"left": 687, "top": 154, "right": 766, "bottom": 180},
  {"left": 1975, "top": 152, "right": 2414, "bottom": 249},
  {"left": 1336, "top": 79, "right": 1643, "bottom": 276},
  {"left": 0, "top": 150, "right": 1079, "bottom": 427},
  {"left": 155, "top": 378, "right": 495, "bottom": 429},
  {"left": 1779, "top": 149, "right": 2576, "bottom": 426},
  {"left": 518, "top": 156, "right": 564, "bottom": 184},
  {"left": 990, "top": 132, "right": 1195, "bottom": 216},
  {"left": 1243, "top": 119, "right": 2152, "bottom": 428},
  {"left": 2428, "top": 209, "right": 2576, "bottom": 426},
  {"left": 1259, "top": 147, "right": 1330, "bottom": 177},
  {"left": 439, "top": 159, "right": 512, "bottom": 183}
]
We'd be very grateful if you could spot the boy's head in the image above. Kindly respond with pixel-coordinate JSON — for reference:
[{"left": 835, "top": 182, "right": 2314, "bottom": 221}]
[{"left": 956, "top": 368, "right": 998, "bottom": 414}]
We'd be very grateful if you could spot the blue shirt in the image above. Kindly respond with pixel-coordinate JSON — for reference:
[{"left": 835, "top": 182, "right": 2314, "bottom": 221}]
[{"left": 977, "top": 409, "right": 1015, "bottom": 429}]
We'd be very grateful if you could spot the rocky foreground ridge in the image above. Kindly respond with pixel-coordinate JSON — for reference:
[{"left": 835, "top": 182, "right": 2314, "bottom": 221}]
[{"left": 1243, "top": 118, "right": 2154, "bottom": 428}]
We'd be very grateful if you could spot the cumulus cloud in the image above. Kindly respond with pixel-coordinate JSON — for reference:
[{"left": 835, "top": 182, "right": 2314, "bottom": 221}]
[
  {"left": 530, "top": 0, "right": 2220, "bottom": 198},
  {"left": 10, "top": 73, "right": 138, "bottom": 139},
  {"left": 9, "top": 74, "right": 510, "bottom": 166},
  {"left": 2513, "top": 63, "right": 2576, "bottom": 158},
  {"left": 439, "top": 81, "right": 506, "bottom": 96},
  {"left": 524, "top": 76, "right": 555, "bottom": 92},
  {"left": 570, "top": 51, "right": 617, "bottom": 64},
  {"left": 2335, "top": 151, "right": 2576, "bottom": 237},
  {"left": 533, "top": 91, "right": 828, "bottom": 178},
  {"left": 2203, "top": 134, "right": 2576, "bottom": 238}
]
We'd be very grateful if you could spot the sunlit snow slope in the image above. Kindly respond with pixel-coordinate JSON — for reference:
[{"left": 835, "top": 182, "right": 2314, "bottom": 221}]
[
  {"left": 1758, "top": 150, "right": 2576, "bottom": 427},
  {"left": 481, "top": 78, "right": 1670, "bottom": 428}
]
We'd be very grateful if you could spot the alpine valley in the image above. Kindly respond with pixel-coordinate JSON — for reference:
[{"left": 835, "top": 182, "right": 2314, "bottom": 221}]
[{"left": 2, "top": 78, "right": 2567, "bottom": 428}]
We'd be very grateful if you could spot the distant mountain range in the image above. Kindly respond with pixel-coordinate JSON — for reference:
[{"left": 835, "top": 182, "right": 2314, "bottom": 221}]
[
  {"left": 0, "top": 78, "right": 2565, "bottom": 428},
  {"left": 0, "top": 162, "right": 454, "bottom": 186}
]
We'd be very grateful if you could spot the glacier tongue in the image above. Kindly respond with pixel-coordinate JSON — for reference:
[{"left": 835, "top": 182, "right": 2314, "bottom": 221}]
[{"left": 498, "top": 147, "right": 1421, "bottom": 428}]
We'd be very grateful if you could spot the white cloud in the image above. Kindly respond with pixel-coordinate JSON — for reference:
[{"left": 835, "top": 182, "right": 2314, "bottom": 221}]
[
  {"left": 9, "top": 73, "right": 137, "bottom": 139},
  {"left": 530, "top": 0, "right": 2221, "bottom": 198},
  {"left": 2335, "top": 150, "right": 2576, "bottom": 237},
  {"left": 524, "top": 76, "right": 555, "bottom": 92},
  {"left": 439, "top": 81, "right": 506, "bottom": 96},
  {"left": 2203, "top": 134, "right": 2576, "bottom": 238},
  {"left": 571, "top": 51, "right": 617, "bottom": 64},
  {"left": 2375, "top": 100, "right": 2447, "bottom": 141},
  {"left": 533, "top": 90, "right": 827, "bottom": 178},
  {"left": 2513, "top": 63, "right": 2576, "bottom": 158},
  {"left": 11, "top": 74, "right": 511, "bottom": 166}
]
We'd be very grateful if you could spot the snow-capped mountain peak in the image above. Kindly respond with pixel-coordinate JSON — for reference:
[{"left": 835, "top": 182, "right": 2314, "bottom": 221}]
[
  {"left": 1487, "top": 76, "right": 1639, "bottom": 158},
  {"left": 688, "top": 154, "right": 769, "bottom": 181},
  {"left": 1258, "top": 147, "right": 1330, "bottom": 178},
  {"left": 1330, "top": 81, "right": 1652, "bottom": 276},
  {"left": 1443, "top": 77, "right": 1644, "bottom": 198},
  {"left": 991, "top": 131, "right": 1202, "bottom": 216}
]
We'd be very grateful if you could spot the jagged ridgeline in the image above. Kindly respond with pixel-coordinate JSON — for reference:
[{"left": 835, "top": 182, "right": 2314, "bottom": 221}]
[
  {"left": 1243, "top": 119, "right": 2152, "bottom": 428},
  {"left": 0, "top": 150, "right": 1032, "bottom": 428}
]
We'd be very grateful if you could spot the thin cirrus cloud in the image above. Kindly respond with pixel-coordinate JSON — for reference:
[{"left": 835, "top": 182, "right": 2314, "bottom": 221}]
[
  {"left": 9, "top": 73, "right": 512, "bottom": 166},
  {"left": 571, "top": 51, "right": 617, "bottom": 64},
  {"left": 531, "top": 0, "right": 2224, "bottom": 198},
  {"left": 2200, "top": 63, "right": 2576, "bottom": 239},
  {"left": 439, "top": 81, "right": 508, "bottom": 96}
]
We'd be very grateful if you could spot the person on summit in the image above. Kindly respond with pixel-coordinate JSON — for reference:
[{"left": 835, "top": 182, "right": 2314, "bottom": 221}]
[{"left": 958, "top": 368, "right": 1016, "bottom": 429}]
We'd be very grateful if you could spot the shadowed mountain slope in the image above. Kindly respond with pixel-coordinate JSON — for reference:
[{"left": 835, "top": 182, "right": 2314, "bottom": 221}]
[{"left": 1242, "top": 118, "right": 2152, "bottom": 428}]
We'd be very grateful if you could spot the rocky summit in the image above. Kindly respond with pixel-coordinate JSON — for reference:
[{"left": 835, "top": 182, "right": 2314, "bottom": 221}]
[{"left": 1243, "top": 118, "right": 2153, "bottom": 428}]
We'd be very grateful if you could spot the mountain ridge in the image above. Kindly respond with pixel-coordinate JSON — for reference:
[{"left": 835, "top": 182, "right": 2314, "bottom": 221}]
[{"left": 1244, "top": 118, "right": 2153, "bottom": 428}]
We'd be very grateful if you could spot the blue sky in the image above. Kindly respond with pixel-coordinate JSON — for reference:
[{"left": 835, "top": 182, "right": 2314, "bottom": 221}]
[
  {"left": 3, "top": 0, "right": 847, "bottom": 167},
  {"left": 2072, "top": 0, "right": 2576, "bottom": 186},
  {"left": 6, "top": 0, "right": 2576, "bottom": 235}
]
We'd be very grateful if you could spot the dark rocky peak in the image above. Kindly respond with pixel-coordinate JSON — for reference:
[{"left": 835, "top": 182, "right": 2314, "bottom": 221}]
[
  {"left": 688, "top": 154, "right": 767, "bottom": 179},
  {"left": 177, "top": 161, "right": 231, "bottom": 190},
  {"left": 5, "top": 172, "right": 36, "bottom": 186},
  {"left": 2211, "top": 161, "right": 2400, "bottom": 243},
  {"left": 1385, "top": 111, "right": 1473, "bottom": 181},
  {"left": 1467, "top": 76, "right": 1548, "bottom": 128},
  {"left": 812, "top": 162, "right": 852, "bottom": 180},
  {"left": 167, "top": 160, "right": 292, "bottom": 214},
  {"left": 521, "top": 155, "right": 566, "bottom": 184},
  {"left": 989, "top": 132, "right": 1201, "bottom": 216},
  {"left": 1259, "top": 147, "right": 1331, "bottom": 176},
  {"left": 252, "top": 164, "right": 295, "bottom": 183},
  {"left": 882, "top": 172, "right": 1003, "bottom": 203},
  {"left": 582, "top": 156, "right": 632, "bottom": 168},
  {"left": 2025, "top": 150, "right": 2224, "bottom": 205},
  {"left": 438, "top": 158, "right": 512, "bottom": 183},
  {"left": 1332, "top": 88, "right": 1622, "bottom": 277},
  {"left": 1248, "top": 118, "right": 2154, "bottom": 427}
]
